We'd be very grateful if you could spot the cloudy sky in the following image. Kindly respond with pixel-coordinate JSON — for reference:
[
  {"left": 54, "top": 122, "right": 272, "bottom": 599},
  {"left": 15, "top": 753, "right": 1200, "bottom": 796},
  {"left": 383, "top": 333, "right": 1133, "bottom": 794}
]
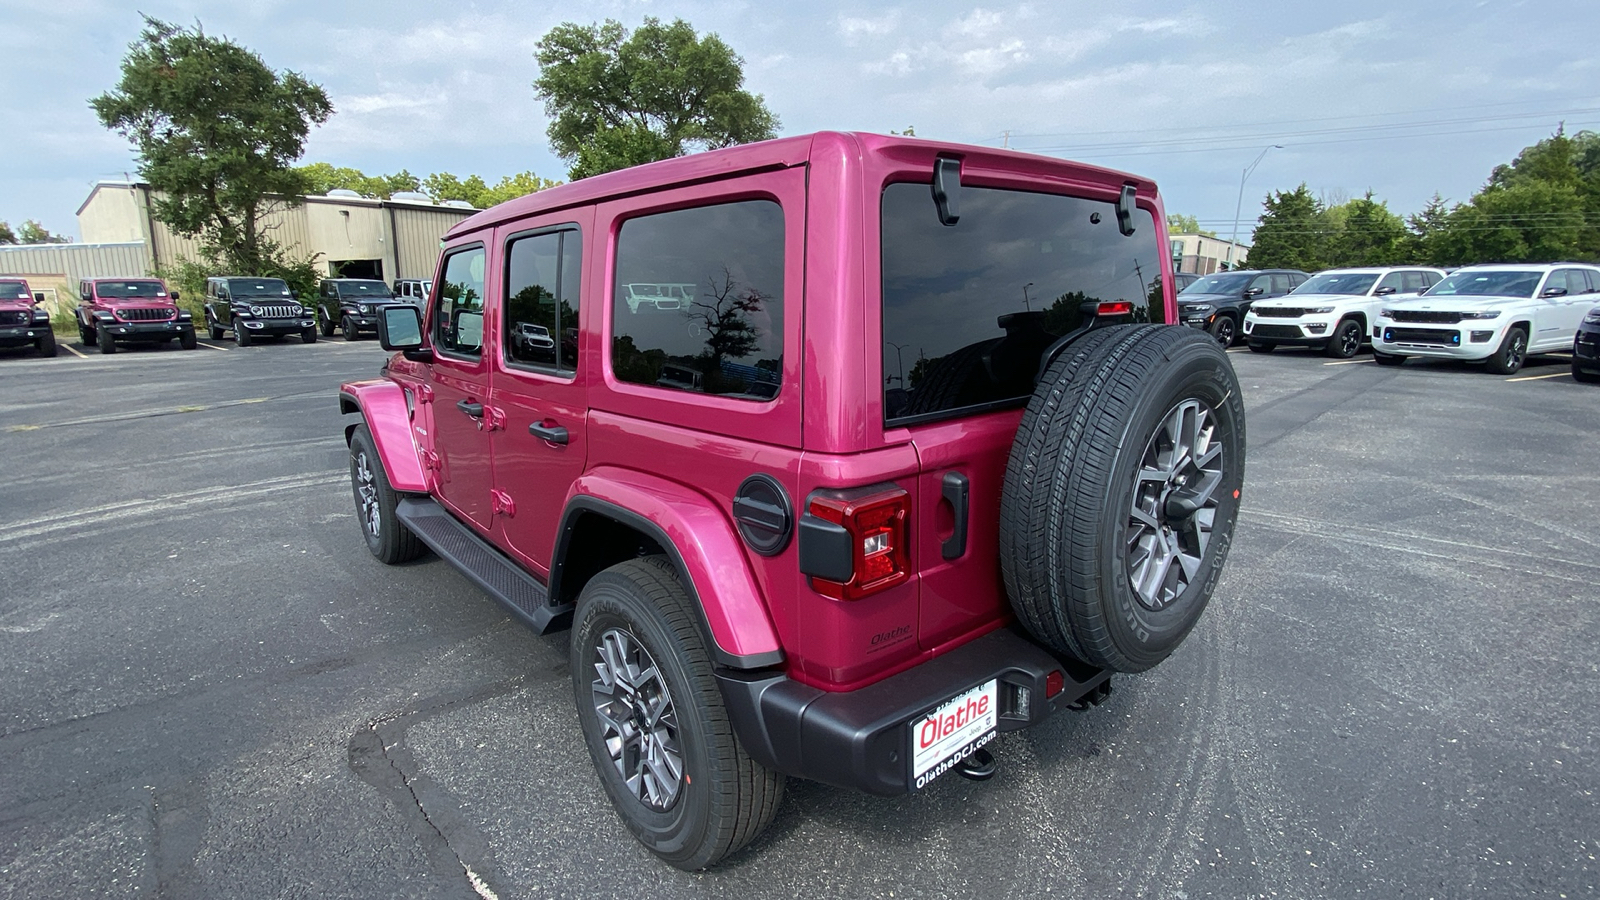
[{"left": 2, "top": 0, "right": 1595, "bottom": 241}]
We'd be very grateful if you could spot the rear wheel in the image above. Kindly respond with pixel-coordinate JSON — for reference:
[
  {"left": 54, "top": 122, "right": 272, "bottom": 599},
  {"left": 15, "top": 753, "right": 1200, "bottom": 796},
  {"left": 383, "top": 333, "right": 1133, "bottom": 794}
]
[
  {"left": 1325, "top": 318, "right": 1364, "bottom": 359},
  {"left": 1000, "top": 325, "right": 1245, "bottom": 673},
  {"left": 78, "top": 317, "right": 95, "bottom": 345},
  {"left": 207, "top": 312, "right": 225, "bottom": 340},
  {"left": 348, "top": 424, "right": 424, "bottom": 564},
  {"left": 1486, "top": 327, "right": 1527, "bottom": 375},
  {"left": 320, "top": 310, "right": 335, "bottom": 337},
  {"left": 571, "top": 557, "right": 783, "bottom": 870}
]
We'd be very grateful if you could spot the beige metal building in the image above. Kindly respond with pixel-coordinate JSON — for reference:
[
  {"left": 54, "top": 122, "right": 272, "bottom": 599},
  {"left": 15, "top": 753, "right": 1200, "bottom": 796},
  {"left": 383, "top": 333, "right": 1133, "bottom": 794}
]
[
  {"left": 1170, "top": 232, "right": 1250, "bottom": 275},
  {"left": 76, "top": 182, "right": 475, "bottom": 283},
  {"left": 0, "top": 241, "right": 150, "bottom": 316}
]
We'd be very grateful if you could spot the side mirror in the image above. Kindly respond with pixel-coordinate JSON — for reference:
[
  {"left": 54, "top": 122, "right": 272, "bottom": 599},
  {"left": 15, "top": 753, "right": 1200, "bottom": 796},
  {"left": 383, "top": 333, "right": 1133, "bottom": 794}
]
[
  {"left": 1244, "top": 287, "right": 1263, "bottom": 297},
  {"left": 378, "top": 305, "right": 430, "bottom": 361},
  {"left": 170, "top": 290, "right": 180, "bottom": 300},
  {"left": 1542, "top": 287, "right": 1568, "bottom": 297},
  {"left": 1374, "top": 286, "right": 1396, "bottom": 296}
]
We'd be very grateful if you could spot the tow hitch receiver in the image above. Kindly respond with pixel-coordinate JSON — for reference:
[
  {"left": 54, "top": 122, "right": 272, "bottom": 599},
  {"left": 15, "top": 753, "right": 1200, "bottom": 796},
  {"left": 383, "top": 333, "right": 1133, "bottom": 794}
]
[
  {"left": 956, "top": 748, "right": 997, "bottom": 781},
  {"left": 1066, "top": 679, "right": 1113, "bottom": 711}
]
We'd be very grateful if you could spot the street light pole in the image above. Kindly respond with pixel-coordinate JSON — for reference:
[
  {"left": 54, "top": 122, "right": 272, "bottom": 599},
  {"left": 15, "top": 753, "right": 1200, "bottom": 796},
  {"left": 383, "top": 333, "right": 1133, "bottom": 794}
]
[
  {"left": 886, "top": 340, "right": 907, "bottom": 387},
  {"left": 1227, "top": 144, "right": 1284, "bottom": 270},
  {"left": 1022, "top": 282, "right": 1035, "bottom": 312}
]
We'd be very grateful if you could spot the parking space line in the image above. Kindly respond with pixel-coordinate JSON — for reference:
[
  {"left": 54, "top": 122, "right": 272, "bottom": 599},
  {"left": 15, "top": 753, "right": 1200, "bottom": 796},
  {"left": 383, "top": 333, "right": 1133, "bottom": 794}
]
[
  {"left": 1506, "top": 372, "right": 1569, "bottom": 382},
  {"left": 59, "top": 343, "right": 88, "bottom": 359},
  {"left": 195, "top": 340, "right": 229, "bottom": 351},
  {"left": 1323, "top": 359, "right": 1366, "bottom": 366}
]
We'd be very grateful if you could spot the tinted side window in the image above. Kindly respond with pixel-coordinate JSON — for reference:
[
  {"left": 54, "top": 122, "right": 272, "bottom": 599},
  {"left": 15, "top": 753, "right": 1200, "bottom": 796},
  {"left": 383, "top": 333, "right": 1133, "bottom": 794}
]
[
  {"left": 1563, "top": 270, "right": 1590, "bottom": 295},
  {"left": 1270, "top": 274, "right": 1292, "bottom": 294},
  {"left": 612, "top": 201, "right": 784, "bottom": 400},
  {"left": 1400, "top": 271, "right": 1428, "bottom": 293},
  {"left": 1250, "top": 274, "right": 1273, "bottom": 294},
  {"left": 505, "top": 228, "right": 581, "bottom": 373},
  {"left": 434, "top": 246, "right": 486, "bottom": 357},
  {"left": 881, "top": 183, "right": 1163, "bottom": 424},
  {"left": 1377, "top": 272, "right": 1405, "bottom": 293}
]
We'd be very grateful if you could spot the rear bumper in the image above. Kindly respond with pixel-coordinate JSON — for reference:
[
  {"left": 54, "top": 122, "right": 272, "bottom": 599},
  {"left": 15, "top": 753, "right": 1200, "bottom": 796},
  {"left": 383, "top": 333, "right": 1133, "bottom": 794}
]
[{"left": 717, "top": 626, "right": 1110, "bottom": 795}]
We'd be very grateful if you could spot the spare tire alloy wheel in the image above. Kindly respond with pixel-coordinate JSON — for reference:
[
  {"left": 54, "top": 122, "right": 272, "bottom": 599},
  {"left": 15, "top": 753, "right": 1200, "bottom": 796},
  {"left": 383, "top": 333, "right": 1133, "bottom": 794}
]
[
  {"left": 572, "top": 558, "right": 783, "bottom": 870},
  {"left": 1128, "top": 399, "right": 1225, "bottom": 612},
  {"left": 1000, "top": 325, "right": 1245, "bottom": 673}
]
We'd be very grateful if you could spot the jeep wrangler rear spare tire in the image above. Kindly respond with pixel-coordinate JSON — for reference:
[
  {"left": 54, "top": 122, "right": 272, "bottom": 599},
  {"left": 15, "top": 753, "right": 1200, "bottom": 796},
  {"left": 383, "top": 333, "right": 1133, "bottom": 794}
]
[
  {"left": 1000, "top": 325, "right": 1245, "bottom": 672},
  {"left": 349, "top": 424, "right": 424, "bottom": 564},
  {"left": 571, "top": 557, "right": 783, "bottom": 870}
]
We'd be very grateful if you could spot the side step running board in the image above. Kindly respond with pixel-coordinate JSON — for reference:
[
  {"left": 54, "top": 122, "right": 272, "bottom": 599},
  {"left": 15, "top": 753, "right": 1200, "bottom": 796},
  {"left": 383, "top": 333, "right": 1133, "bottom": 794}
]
[{"left": 396, "top": 496, "right": 572, "bottom": 634}]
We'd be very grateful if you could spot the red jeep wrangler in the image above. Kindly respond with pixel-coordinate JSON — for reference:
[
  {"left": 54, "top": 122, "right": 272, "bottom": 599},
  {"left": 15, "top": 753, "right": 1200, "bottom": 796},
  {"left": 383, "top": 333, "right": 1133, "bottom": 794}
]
[
  {"left": 0, "top": 278, "right": 56, "bottom": 357},
  {"left": 339, "top": 133, "right": 1244, "bottom": 869},
  {"left": 77, "top": 277, "right": 197, "bottom": 353}
]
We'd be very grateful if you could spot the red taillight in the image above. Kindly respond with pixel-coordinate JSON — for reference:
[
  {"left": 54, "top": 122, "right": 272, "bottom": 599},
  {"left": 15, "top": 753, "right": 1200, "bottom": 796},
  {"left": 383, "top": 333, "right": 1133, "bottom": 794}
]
[
  {"left": 1096, "top": 300, "right": 1133, "bottom": 317},
  {"left": 806, "top": 487, "right": 910, "bottom": 600}
]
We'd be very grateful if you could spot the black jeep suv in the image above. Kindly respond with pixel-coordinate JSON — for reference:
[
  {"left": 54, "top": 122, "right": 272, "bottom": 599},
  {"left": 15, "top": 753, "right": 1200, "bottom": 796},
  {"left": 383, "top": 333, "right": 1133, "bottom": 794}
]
[
  {"left": 316, "top": 278, "right": 404, "bottom": 340},
  {"left": 203, "top": 277, "right": 317, "bottom": 346},
  {"left": 1177, "top": 268, "right": 1309, "bottom": 345}
]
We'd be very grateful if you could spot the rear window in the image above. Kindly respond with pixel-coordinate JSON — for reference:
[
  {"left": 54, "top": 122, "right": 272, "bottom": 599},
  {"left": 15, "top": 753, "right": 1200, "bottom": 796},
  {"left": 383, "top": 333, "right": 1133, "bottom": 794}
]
[
  {"left": 881, "top": 182, "right": 1164, "bottom": 425},
  {"left": 94, "top": 280, "right": 166, "bottom": 297},
  {"left": 611, "top": 200, "right": 785, "bottom": 401}
]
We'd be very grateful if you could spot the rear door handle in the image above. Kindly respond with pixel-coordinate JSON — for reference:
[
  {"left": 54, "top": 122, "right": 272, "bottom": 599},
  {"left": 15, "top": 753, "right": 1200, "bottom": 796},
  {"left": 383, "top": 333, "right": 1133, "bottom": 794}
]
[
  {"left": 529, "top": 421, "right": 569, "bottom": 445},
  {"left": 456, "top": 400, "right": 483, "bottom": 417}
]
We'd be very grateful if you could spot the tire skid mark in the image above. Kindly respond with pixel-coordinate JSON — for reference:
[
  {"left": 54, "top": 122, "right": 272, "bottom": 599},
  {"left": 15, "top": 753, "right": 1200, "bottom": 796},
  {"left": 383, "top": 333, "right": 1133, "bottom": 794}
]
[
  {"left": 21, "top": 435, "right": 342, "bottom": 489},
  {"left": 4, "top": 390, "right": 326, "bottom": 431},
  {"left": 0, "top": 472, "right": 344, "bottom": 544},
  {"left": 1241, "top": 508, "right": 1600, "bottom": 582}
]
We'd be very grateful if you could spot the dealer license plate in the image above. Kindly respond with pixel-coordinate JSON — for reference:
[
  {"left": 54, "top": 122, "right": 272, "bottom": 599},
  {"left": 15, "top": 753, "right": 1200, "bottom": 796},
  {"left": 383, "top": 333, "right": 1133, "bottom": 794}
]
[{"left": 910, "top": 679, "right": 998, "bottom": 790}]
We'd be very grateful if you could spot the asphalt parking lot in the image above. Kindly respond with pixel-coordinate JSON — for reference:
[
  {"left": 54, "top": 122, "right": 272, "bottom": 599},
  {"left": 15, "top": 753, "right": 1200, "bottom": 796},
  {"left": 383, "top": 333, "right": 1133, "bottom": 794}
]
[{"left": 1, "top": 335, "right": 1597, "bottom": 899}]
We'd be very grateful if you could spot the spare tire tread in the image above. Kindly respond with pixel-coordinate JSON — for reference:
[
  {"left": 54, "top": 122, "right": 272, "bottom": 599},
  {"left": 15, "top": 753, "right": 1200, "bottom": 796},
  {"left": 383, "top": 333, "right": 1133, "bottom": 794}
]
[{"left": 1001, "top": 324, "right": 1243, "bottom": 672}]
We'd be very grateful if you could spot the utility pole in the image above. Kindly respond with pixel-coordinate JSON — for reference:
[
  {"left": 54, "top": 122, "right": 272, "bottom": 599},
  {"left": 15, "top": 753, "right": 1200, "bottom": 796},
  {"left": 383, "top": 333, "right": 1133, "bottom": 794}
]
[{"left": 1002, "top": 130, "right": 1010, "bottom": 149}]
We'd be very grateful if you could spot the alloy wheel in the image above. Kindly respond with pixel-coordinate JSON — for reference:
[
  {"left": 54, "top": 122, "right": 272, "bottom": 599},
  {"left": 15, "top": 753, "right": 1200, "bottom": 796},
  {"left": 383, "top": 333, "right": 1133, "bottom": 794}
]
[
  {"left": 352, "top": 449, "right": 381, "bottom": 539},
  {"left": 1127, "top": 399, "right": 1225, "bottom": 612},
  {"left": 591, "top": 628, "right": 683, "bottom": 811}
]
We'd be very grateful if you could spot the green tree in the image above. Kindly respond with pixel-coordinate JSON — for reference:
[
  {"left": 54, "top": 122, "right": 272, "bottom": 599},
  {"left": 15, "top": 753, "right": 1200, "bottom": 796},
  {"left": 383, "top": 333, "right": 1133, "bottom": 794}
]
[
  {"left": 423, "top": 171, "right": 561, "bottom": 208},
  {"left": 297, "top": 162, "right": 420, "bottom": 199},
  {"left": 1330, "top": 192, "right": 1408, "bottom": 266},
  {"left": 1243, "top": 184, "right": 1334, "bottom": 271},
  {"left": 534, "top": 17, "right": 779, "bottom": 180},
  {"left": 0, "top": 222, "right": 13, "bottom": 244},
  {"left": 1165, "top": 213, "right": 1215, "bottom": 237},
  {"left": 91, "top": 16, "right": 333, "bottom": 275},
  {"left": 1424, "top": 128, "right": 1593, "bottom": 265},
  {"left": 1406, "top": 193, "right": 1451, "bottom": 265}
]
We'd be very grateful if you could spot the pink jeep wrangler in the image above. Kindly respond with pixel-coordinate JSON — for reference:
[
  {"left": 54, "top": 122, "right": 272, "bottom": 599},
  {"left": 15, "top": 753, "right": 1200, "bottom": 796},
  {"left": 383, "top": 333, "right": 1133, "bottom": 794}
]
[
  {"left": 339, "top": 133, "right": 1244, "bottom": 869},
  {"left": 0, "top": 278, "right": 56, "bottom": 357},
  {"left": 77, "top": 276, "right": 196, "bottom": 353}
]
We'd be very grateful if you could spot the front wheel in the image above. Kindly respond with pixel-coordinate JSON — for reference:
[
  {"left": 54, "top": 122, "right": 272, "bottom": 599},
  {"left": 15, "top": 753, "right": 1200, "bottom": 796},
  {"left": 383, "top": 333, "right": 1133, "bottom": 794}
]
[
  {"left": 1247, "top": 341, "right": 1275, "bottom": 354},
  {"left": 36, "top": 330, "right": 58, "bottom": 357},
  {"left": 179, "top": 330, "right": 198, "bottom": 350},
  {"left": 1373, "top": 352, "right": 1405, "bottom": 367},
  {"left": 571, "top": 557, "right": 783, "bottom": 870},
  {"left": 348, "top": 424, "right": 424, "bottom": 564},
  {"left": 301, "top": 328, "right": 317, "bottom": 344},
  {"left": 234, "top": 325, "right": 252, "bottom": 347},
  {"left": 342, "top": 317, "right": 359, "bottom": 341},
  {"left": 1486, "top": 327, "right": 1527, "bottom": 375},
  {"left": 97, "top": 328, "right": 117, "bottom": 354},
  {"left": 1572, "top": 361, "right": 1600, "bottom": 384},
  {"left": 1208, "top": 315, "right": 1237, "bottom": 347},
  {"left": 1325, "top": 318, "right": 1364, "bottom": 359}
]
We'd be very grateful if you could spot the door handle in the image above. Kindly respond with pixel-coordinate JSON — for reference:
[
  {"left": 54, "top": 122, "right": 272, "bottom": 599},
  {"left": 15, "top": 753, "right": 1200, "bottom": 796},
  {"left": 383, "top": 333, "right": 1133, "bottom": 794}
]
[
  {"left": 456, "top": 400, "right": 483, "bottom": 417},
  {"left": 941, "top": 471, "right": 969, "bottom": 559},
  {"left": 529, "top": 421, "right": 569, "bottom": 445}
]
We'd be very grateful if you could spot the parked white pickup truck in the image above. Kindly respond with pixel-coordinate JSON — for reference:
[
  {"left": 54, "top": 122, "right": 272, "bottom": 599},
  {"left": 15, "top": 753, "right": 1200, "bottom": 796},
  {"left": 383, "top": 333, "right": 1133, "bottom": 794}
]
[
  {"left": 1244, "top": 267, "right": 1446, "bottom": 358},
  {"left": 1371, "top": 263, "right": 1600, "bottom": 374}
]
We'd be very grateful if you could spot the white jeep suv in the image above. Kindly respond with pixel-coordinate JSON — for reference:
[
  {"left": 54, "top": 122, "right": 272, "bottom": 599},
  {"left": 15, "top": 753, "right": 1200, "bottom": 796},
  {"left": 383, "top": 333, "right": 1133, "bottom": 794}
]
[
  {"left": 1371, "top": 263, "right": 1600, "bottom": 374},
  {"left": 1243, "top": 267, "right": 1445, "bottom": 358}
]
